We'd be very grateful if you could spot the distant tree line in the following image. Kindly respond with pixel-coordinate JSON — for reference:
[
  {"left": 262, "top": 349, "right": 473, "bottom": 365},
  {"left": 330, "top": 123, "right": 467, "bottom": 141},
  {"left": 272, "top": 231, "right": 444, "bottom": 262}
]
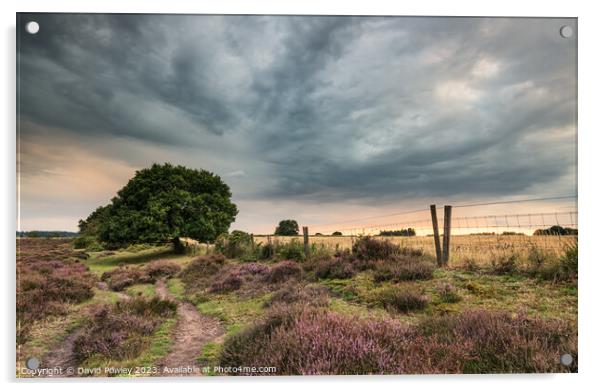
[
  {"left": 17, "top": 231, "right": 78, "bottom": 238},
  {"left": 378, "top": 228, "right": 416, "bottom": 237}
]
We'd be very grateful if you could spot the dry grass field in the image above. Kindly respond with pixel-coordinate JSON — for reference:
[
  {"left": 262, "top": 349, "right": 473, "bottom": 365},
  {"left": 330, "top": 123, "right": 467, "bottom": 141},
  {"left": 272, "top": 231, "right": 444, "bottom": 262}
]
[{"left": 253, "top": 235, "right": 578, "bottom": 267}]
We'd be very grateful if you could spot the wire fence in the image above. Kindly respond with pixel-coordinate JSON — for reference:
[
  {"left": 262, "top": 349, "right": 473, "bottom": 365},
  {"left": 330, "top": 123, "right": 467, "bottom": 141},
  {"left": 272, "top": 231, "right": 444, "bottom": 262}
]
[{"left": 253, "top": 195, "right": 578, "bottom": 265}]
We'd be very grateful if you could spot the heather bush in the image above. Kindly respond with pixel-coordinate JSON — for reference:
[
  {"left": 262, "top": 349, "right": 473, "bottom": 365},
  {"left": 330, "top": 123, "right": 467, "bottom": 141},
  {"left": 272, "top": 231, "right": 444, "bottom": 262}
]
[
  {"left": 17, "top": 239, "right": 97, "bottom": 342},
  {"left": 264, "top": 284, "right": 330, "bottom": 308},
  {"left": 314, "top": 258, "right": 355, "bottom": 280},
  {"left": 436, "top": 283, "right": 462, "bottom": 303},
  {"left": 220, "top": 307, "right": 576, "bottom": 374},
  {"left": 219, "top": 306, "right": 469, "bottom": 375},
  {"left": 373, "top": 259, "right": 434, "bottom": 282},
  {"left": 352, "top": 237, "right": 400, "bottom": 260},
  {"left": 144, "top": 259, "right": 181, "bottom": 279},
  {"left": 209, "top": 273, "right": 243, "bottom": 293},
  {"left": 374, "top": 285, "right": 428, "bottom": 313},
  {"left": 419, "top": 310, "right": 577, "bottom": 373},
  {"left": 179, "top": 254, "right": 226, "bottom": 290},
  {"left": 101, "top": 265, "right": 154, "bottom": 291},
  {"left": 73, "top": 297, "right": 177, "bottom": 362},
  {"left": 264, "top": 260, "right": 302, "bottom": 284}
]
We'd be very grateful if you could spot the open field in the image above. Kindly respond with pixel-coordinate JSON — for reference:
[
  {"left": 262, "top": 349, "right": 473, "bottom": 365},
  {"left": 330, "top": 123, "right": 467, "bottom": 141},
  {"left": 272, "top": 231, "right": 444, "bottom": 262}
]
[
  {"left": 253, "top": 235, "right": 578, "bottom": 266},
  {"left": 17, "top": 236, "right": 577, "bottom": 376}
]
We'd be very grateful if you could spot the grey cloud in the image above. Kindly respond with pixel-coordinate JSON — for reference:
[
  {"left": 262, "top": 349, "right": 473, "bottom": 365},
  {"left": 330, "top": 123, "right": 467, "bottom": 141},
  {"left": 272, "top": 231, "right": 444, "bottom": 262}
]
[{"left": 18, "top": 14, "right": 577, "bottom": 206}]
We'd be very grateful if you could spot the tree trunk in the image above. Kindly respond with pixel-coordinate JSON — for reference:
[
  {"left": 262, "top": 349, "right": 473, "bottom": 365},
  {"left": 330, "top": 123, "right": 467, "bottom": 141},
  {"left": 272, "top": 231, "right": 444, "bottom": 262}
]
[{"left": 172, "top": 237, "right": 185, "bottom": 254}]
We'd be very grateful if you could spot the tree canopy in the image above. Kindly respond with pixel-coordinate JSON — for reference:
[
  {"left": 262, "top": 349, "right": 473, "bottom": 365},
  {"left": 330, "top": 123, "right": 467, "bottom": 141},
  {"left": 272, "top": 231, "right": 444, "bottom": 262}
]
[
  {"left": 274, "top": 219, "right": 299, "bottom": 236},
  {"left": 80, "top": 163, "right": 237, "bottom": 248}
]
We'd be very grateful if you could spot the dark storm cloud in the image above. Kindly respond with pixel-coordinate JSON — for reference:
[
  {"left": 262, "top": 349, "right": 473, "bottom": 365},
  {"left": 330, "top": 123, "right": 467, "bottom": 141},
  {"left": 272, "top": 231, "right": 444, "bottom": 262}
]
[{"left": 18, "top": 14, "right": 577, "bottom": 203}]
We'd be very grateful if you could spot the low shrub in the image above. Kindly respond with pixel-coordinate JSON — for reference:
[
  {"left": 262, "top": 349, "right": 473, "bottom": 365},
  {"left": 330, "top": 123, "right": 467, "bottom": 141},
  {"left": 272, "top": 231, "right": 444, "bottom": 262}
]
[
  {"left": 179, "top": 254, "right": 226, "bottom": 290},
  {"left": 264, "top": 260, "right": 302, "bottom": 284},
  {"left": 491, "top": 253, "right": 518, "bottom": 275},
  {"left": 436, "top": 283, "right": 462, "bottom": 303},
  {"left": 101, "top": 265, "right": 154, "bottom": 291},
  {"left": 73, "top": 235, "right": 104, "bottom": 251},
  {"left": 219, "top": 307, "right": 576, "bottom": 375},
  {"left": 144, "top": 260, "right": 181, "bottom": 279},
  {"left": 462, "top": 258, "right": 479, "bottom": 272},
  {"left": 419, "top": 310, "right": 577, "bottom": 373},
  {"left": 73, "top": 297, "right": 177, "bottom": 362},
  {"left": 236, "top": 262, "right": 270, "bottom": 277},
  {"left": 215, "top": 230, "right": 255, "bottom": 259},
  {"left": 560, "top": 243, "right": 578, "bottom": 278},
  {"left": 17, "top": 239, "right": 97, "bottom": 343},
  {"left": 352, "top": 237, "right": 400, "bottom": 260},
  {"left": 314, "top": 258, "right": 355, "bottom": 280},
  {"left": 374, "top": 285, "right": 428, "bottom": 313},
  {"left": 264, "top": 284, "right": 330, "bottom": 308},
  {"left": 276, "top": 240, "right": 306, "bottom": 261},
  {"left": 219, "top": 306, "right": 468, "bottom": 375},
  {"left": 373, "top": 260, "right": 434, "bottom": 282},
  {"left": 209, "top": 273, "right": 244, "bottom": 293}
]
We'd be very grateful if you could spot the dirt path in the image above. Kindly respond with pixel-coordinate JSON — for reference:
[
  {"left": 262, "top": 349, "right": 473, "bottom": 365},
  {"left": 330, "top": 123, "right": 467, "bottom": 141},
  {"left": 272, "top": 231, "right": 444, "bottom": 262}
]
[
  {"left": 38, "top": 283, "right": 130, "bottom": 377},
  {"left": 154, "top": 279, "right": 224, "bottom": 377}
]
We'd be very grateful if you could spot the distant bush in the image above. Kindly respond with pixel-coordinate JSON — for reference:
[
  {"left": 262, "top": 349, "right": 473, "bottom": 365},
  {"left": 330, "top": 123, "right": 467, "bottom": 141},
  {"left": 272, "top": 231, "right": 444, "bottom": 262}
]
[
  {"left": 374, "top": 285, "right": 428, "bottom": 313},
  {"left": 533, "top": 226, "right": 578, "bottom": 236},
  {"left": 144, "top": 260, "right": 181, "bottom": 279},
  {"left": 332, "top": 231, "right": 343, "bottom": 236},
  {"left": 215, "top": 230, "right": 254, "bottom": 259},
  {"left": 276, "top": 240, "right": 305, "bottom": 261},
  {"left": 219, "top": 307, "right": 576, "bottom": 374},
  {"left": 73, "top": 235, "right": 104, "bottom": 251},
  {"left": 73, "top": 297, "right": 177, "bottom": 362},
  {"left": 373, "top": 260, "right": 434, "bottom": 282},
  {"left": 264, "top": 260, "right": 302, "bottom": 284}
]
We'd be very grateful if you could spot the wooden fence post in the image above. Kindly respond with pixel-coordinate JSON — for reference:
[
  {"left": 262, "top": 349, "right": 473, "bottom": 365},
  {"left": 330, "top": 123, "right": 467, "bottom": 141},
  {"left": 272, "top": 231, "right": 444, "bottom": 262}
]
[
  {"left": 442, "top": 205, "right": 452, "bottom": 266},
  {"left": 303, "top": 226, "right": 310, "bottom": 259},
  {"left": 267, "top": 235, "right": 273, "bottom": 257},
  {"left": 430, "top": 204, "right": 442, "bottom": 266},
  {"left": 250, "top": 233, "right": 255, "bottom": 251}
]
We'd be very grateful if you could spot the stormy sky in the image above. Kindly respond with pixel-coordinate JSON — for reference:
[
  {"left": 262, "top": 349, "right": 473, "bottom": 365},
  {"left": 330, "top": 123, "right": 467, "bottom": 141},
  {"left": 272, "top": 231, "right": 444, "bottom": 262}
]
[{"left": 17, "top": 14, "right": 577, "bottom": 233}]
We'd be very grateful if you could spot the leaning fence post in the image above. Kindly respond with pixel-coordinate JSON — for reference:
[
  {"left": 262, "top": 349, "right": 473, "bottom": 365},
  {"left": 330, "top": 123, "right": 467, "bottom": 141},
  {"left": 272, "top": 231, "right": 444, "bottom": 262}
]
[
  {"left": 430, "top": 204, "right": 443, "bottom": 266},
  {"left": 303, "top": 226, "right": 310, "bottom": 259},
  {"left": 442, "top": 205, "right": 452, "bottom": 266},
  {"left": 250, "top": 233, "right": 255, "bottom": 251}
]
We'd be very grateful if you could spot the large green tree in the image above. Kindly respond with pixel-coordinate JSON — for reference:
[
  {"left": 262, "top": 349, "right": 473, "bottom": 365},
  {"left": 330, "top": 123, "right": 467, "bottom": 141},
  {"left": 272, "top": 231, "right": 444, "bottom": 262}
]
[
  {"left": 274, "top": 219, "right": 299, "bottom": 236},
  {"left": 82, "top": 163, "right": 237, "bottom": 249}
]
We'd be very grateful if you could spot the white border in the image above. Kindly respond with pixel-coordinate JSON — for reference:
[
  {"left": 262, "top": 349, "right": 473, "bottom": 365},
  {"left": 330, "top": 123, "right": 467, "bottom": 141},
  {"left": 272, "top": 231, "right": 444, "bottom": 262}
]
[{"left": 3, "top": 1, "right": 601, "bottom": 390}]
